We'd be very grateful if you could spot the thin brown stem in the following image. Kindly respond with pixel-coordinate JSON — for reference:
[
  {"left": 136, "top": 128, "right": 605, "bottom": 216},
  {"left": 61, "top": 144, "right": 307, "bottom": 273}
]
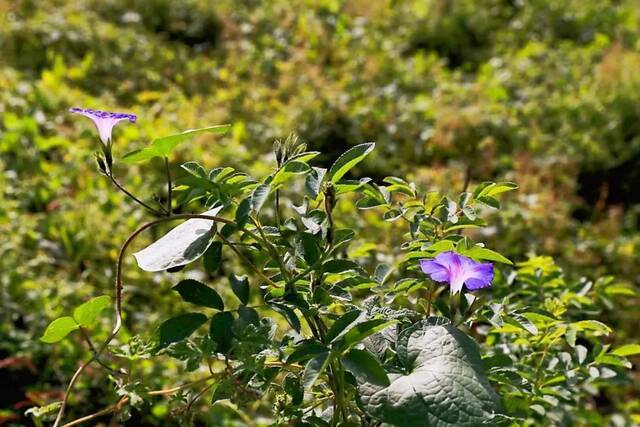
[
  {"left": 62, "top": 375, "right": 217, "bottom": 427},
  {"left": 217, "top": 233, "right": 280, "bottom": 288},
  {"left": 61, "top": 397, "right": 127, "bottom": 427},
  {"left": 53, "top": 214, "right": 232, "bottom": 426},
  {"left": 108, "top": 173, "right": 166, "bottom": 216},
  {"left": 53, "top": 356, "right": 96, "bottom": 427},
  {"left": 78, "top": 328, "right": 118, "bottom": 374}
]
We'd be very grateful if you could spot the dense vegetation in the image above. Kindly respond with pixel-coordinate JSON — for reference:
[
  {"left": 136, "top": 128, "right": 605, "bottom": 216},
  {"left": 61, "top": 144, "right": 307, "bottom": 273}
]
[{"left": 1, "top": 0, "right": 639, "bottom": 425}]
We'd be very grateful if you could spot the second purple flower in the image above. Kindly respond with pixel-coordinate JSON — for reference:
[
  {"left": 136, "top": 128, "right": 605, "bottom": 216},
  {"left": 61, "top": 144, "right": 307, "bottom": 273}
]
[{"left": 420, "top": 251, "right": 494, "bottom": 294}]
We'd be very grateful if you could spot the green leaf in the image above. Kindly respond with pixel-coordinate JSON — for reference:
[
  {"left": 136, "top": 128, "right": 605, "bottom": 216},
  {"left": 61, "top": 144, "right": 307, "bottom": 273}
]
[
  {"left": 133, "top": 205, "right": 222, "bottom": 272},
  {"left": 482, "top": 182, "right": 519, "bottom": 197},
  {"left": 203, "top": 241, "right": 223, "bottom": 273},
  {"left": 338, "top": 319, "right": 397, "bottom": 351},
  {"left": 305, "top": 167, "right": 327, "bottom": 199},
  {"left": 173, "top": 279, "right": 224, "bottom": 310},
  {"left": 342, "top": 349, "right": 389, "bottom": 387},
  {"left": 358, "top": 321, "right": 501, "bottom": 425},
  {"left": 572, "top": 320, "right": 612, "bottom": 335},
  {"left": 325, "top": 310, "right": 363, "bottom": 343},
  {"left": 596, "top": 354, "right": 632, "bottom": 369},
  {"left": 461, "top": 246, "right": 513, "bottom": 265},
  {"left": 155, "top": 313, "right": 207, "bottom": 349},
  {"left": 250, "top": 184, "right": 270, "bottom": 213},
  {"left": 229, "top": 274, "right": 250, "bottom": 305},
  {"left": 284, "top": 374, "right": 303, "bottom": 406},
  {"left": 322, "top": 259, "right": 361, "bottom": 274},
  {"left": 181, "top": 161, "right": 207, "bottom": 177},
  {"left": 235, "top": 198, "right": 251, "bottom": 229},
  {"left": 302, "top": 352, "right": 331, "bottom": 389},
  {"left": 210, "top": 312, "right": 234, "bottom": 354},
  {"left": 122, "top": 124, "right": 231, "bottom": 163},
  {"left": 287, "top": 341, "right": 328, "bottom": 363},
  {"left": 611, "top": 344, "right": 640, "bottom": 357},
  {"left": 271, "top": 160, "right": 312, "bottom": 186},
  {"left": 329, "top": 143, "right": 375, "bottom": 183},
  {"left": 40, "top": 316, "right": 79, "bottom": 343},
  {"left": 72, "top": 295, "right": 111, "bottom": 327},
  {"left": 299, "top": 233, "right": 322, "bottom": 266},
  {"left": 477, "top": 195, "right": 500, "bottom": 209}
]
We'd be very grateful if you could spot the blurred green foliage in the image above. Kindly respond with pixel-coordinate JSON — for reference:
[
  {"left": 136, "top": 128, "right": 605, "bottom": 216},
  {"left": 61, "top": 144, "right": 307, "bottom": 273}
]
[{"left": 1, "top": 0, "right": 639, "bottom": 425}]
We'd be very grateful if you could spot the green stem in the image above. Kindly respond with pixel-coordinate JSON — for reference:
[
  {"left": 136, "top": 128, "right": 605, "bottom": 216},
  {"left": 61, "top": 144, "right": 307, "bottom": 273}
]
[{"left": 164, "top": 156, "right": 172, "bottom": 215}]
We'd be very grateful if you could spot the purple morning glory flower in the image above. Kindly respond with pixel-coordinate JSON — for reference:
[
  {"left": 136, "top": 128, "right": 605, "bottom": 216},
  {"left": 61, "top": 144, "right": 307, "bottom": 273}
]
[
  {"left": 69, "top": 107, "right": 136, "bottom": 145},
  {"left": 420, "top": 251, "right": 494, "bottom": 294}
]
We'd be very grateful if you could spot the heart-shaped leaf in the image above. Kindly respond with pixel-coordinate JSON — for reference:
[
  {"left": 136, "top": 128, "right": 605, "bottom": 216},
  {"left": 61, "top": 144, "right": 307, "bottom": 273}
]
[
  {"left": 359, "top": 321, "right": 501, "bottom": 426},
  {"left": 73, "top": 295, "right": 111, "bottom": 327},
  {"left": 40, "top": 317, "right": 79, "bottom": 343},
  {"left": 133, "top": 206, "right": 223, "bottom": 272}
]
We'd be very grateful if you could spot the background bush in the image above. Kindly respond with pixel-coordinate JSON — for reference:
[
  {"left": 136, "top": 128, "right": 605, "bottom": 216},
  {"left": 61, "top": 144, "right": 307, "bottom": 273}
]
[{"left": 0, "top": 0, "right": 638, "bottom": 425}]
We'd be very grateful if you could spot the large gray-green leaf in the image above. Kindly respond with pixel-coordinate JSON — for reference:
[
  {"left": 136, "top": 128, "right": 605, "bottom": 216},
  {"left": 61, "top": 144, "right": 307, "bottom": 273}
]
[
  {"left": 133, "top": 206, "right": 223, "bottom": 272},
  {"left": 359, "top": 321, "right": 501, "bottom": 426}
]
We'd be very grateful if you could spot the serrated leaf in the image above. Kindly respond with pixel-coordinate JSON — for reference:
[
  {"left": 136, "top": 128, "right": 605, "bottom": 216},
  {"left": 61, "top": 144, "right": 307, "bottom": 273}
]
[
  {"left": 229, "top": 274, "right": 250, "bottom": 305},
  {"left": 40, "top": 317, "right": 79, "bottom": 343},
  {"left": 342, "top": 349, "right": 389, "bottom": 387},
  {"left": 329, "top": 143, "right": 375, "bottom": 183},
  {"left": 133, "top": 206, "right": 223, "bottom": 272},
  {"left": 73, "top": 295, "right": 111, "bottom": 327},
  {"left": 155, "top": 313, "right": 208, "bottom": 349},
  {"left": 359, "top": 321, "right": 501, "bottom": 426},
  {"left": 173, "top": 279, "right": 224, "bottom": 310}
]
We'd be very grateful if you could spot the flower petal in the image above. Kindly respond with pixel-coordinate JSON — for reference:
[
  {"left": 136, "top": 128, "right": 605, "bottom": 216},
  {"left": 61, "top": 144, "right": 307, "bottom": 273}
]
[
  {"left": 420, "top": 259, "right": 450, "bottom": 283},
  {"left": 69, "top": 108, "right": 137, "bottom": 144},
  {"left": 463, "top": 262, "right": 494, "bottom": 290}
]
